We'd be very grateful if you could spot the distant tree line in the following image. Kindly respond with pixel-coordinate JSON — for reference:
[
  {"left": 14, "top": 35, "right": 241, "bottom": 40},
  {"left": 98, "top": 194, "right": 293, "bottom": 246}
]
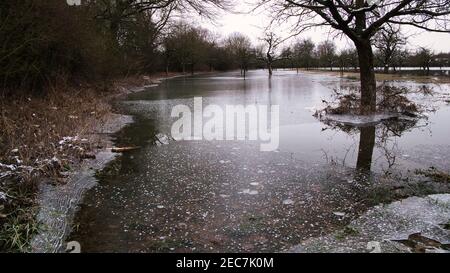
[
  {"left": 1, "top": 1, "right": 449, "bottom": 95},
  {"left": 0, "top": 0, "right": 237, "bottom": 94},
  {"left": 275, "top": 37, "right": 450, "bottom": 75}
]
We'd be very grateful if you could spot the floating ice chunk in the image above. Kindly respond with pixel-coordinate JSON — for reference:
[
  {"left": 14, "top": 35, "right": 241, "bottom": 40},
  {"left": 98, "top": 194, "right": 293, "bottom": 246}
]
[
  {"left": 241, "top": 189, "right": 259, "bottom": 195},
  {"left": 157, "top": 205, "right": 165, "bottom": 209},
  {"left": 257, "top": 170, "right": 264, "bottom": 174},
  {"left": 11, "top": 149, "right": 19, "bottom": 154},
  {"left": 283, "top": 199, "right": 295, "bottom": 205},
  {"left": 250, "top": 182, "right": 260, "bottom": 186},
  {"left": 220, "top": 194, "right": 230, "bottom": 198},
  {"left": 219, "top": 160, "right": 231, "bottom": 164},
  {"left": 333, "top": 212, "right": 346, "bottom": 217}
]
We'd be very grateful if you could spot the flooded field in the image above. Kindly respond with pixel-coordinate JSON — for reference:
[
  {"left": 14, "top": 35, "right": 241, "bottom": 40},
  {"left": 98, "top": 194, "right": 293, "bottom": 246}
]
[{"left": 69, "top": 70, "right": 450, "bottom": 253}]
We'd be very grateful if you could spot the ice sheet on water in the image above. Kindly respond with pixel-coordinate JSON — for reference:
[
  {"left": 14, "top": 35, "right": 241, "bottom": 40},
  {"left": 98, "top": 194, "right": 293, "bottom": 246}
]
[{"left": 321, "top": 113, "right": 404, "bottom": 127}]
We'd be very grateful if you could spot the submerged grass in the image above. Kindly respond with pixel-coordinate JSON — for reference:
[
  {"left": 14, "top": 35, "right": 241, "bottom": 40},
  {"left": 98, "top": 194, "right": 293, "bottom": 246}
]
[{"left": 0, "top": 175, "right": 40, "bottom": 252}]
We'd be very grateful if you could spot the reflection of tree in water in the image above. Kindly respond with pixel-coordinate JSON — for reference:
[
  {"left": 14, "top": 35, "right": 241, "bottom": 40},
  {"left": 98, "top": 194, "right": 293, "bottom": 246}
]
[
  {"left": 321, "top": 117, "right": 423, "bottom": 174},
  {"left": 318, "top": 83, "right": 437, "bottom": 173},
  {"left": 356, "top": 126, "right": 376, "bottom": 172}
]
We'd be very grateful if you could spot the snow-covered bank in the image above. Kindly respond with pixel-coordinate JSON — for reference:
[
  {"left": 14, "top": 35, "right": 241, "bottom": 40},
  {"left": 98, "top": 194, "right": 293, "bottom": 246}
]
[{"left": 290, "top": 194, "right": 450, "bottom": 253}]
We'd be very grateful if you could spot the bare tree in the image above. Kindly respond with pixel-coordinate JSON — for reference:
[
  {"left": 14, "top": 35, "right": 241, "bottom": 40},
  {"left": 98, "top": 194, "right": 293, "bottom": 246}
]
[
  {"left": 317, "top": 40, "right": 337, "bottom": 71},
  {"left": 392, "top": 48, "right": 410, "bottom": 72},
  {"left": 339, "top": 48, "right": 359, "bottom": 72},
  {"left": 258, "top": 32, "right": 285, "bottom": 76},
  {"left": 260, "top": 0, "right": 450, "bottom": 114},
  {"left": 225, "top": 33, "right": 254, "bottom": 78},
  {"left": 416, "top": 47, "right": 434, "bottom": 76},
  {"left": 374, "top": 24, "right": 406, "bottom": 73},
  {"left": 92, "top": 0, "right": 230, "bottom": 40},
  {"left": 292, "top": 38, "right": 316, "bottom": 71}
]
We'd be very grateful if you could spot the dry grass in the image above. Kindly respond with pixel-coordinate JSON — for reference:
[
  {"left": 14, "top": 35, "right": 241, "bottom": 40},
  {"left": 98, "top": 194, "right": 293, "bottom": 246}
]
[
  {"left": 318, "top": 85, "right": 421, "bottom": 117},
  {"left": 0, "top": 82, "right": 113, "bottom": 252},
  {"left": 0, "top": 85, "right": 111, "bottom": 167}
]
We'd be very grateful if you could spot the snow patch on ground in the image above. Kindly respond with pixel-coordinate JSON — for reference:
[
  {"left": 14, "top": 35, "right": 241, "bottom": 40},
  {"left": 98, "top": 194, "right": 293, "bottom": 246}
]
[{"left": 290, "top": 194, "right": 450, "bottom": 253}]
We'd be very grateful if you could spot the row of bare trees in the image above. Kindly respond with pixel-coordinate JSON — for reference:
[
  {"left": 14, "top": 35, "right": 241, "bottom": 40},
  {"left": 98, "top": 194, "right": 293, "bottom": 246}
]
[
  {"left": 0, "top": 0, "right": 235, "bottom": 94},
  {"left": 2, "top": 0, "right": 450, "bottom": 114},
  {"left": 275, "top": 37, "right": 449, "bottom": 74}
]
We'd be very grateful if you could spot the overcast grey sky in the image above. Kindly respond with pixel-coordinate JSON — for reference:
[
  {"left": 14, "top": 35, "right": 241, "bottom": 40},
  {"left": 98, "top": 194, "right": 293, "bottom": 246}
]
[{"left": 194, "top": 1, "right": 450, "bottom": 53}]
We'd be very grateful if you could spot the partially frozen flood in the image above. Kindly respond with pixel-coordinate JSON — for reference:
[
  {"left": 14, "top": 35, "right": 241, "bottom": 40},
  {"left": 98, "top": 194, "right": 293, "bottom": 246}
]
[{"left": 69, "top": 70, "right": 450, "bottom": 253}]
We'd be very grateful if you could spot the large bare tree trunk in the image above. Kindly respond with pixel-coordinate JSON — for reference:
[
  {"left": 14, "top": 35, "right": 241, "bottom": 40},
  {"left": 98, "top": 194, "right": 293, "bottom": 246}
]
[{"left": 355, "top": 40, "right": 377, "bottom": 115}]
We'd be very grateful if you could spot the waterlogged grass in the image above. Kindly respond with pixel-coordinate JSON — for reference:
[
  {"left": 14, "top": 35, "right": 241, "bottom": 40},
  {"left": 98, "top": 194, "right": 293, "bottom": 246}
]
[
  {"left": 0, "top": 208, "right": 40, "bottom": 252},
  {"left": 0, "top": 181, "right": 40, "bottom": 252},
  {"left": 415, "top": 167, "right": 450, "bottom": 183}
]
